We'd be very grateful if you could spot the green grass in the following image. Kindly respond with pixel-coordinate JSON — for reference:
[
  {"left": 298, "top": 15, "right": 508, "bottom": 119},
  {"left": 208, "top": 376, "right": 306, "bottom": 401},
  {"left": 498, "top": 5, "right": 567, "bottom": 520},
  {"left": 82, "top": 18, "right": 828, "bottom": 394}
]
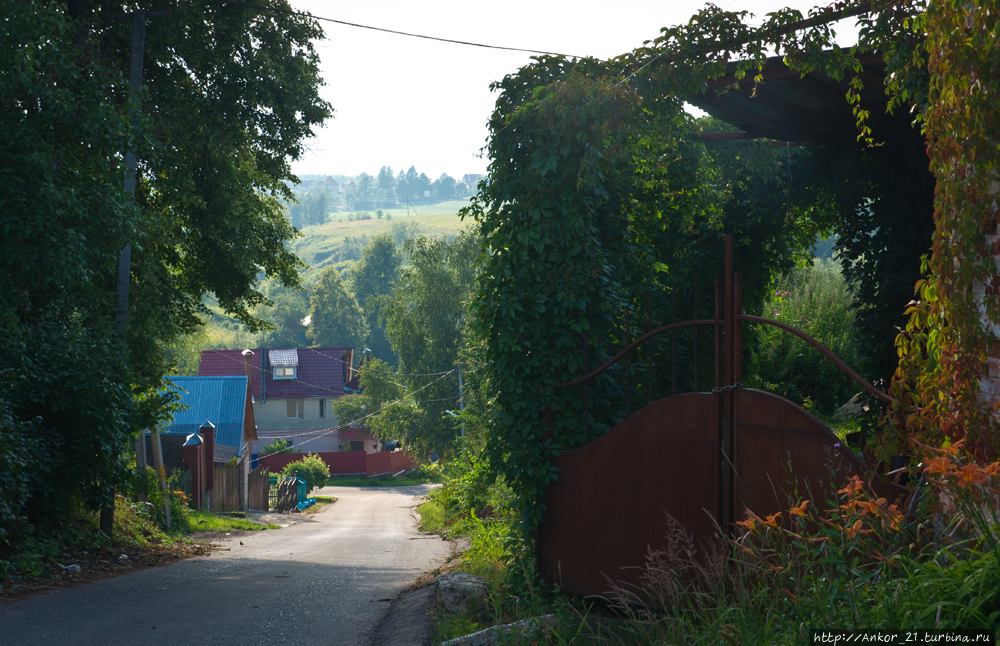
[
  {"left": 416, "top": 497, "right": 446, "bottom": 534},
  {"left": 322, "top": 470, "right": 439, "bottom": 488},
  {"left": 183, "top": 510, "right": 279, "bottom": 532},
  {"left": 294, "top": 199, "right": 472, "bottom": 279}
]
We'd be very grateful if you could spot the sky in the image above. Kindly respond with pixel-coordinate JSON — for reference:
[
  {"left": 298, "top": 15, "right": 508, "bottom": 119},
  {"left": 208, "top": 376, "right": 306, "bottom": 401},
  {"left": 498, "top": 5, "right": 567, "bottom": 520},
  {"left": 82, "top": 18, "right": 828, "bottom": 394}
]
[{"left": 288, "top": 0, "right": 859, "bottom": 181}]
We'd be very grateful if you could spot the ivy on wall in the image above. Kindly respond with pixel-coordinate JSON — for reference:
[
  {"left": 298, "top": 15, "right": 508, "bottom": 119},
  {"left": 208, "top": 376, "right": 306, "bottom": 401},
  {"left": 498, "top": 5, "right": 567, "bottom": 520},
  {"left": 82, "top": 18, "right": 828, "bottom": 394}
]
[
  {"left": 884, "top": 0, "right": 1000, "bottom": 462},
  {"left": 465, "top": 0, "right": 1000, "bottom": 539}
]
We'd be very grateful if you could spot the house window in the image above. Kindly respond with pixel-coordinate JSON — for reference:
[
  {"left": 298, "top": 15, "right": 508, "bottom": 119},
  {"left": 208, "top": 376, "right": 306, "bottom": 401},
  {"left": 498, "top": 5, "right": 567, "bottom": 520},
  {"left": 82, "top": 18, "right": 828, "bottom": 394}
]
[
  {"left": 274, "top": 366, "right": 296, "bottom": 379},
  {"left": 350, "top": 440, "right": 365, "bottom": 452},
  {"left": 286, "top": 399, "right": 303, "bottom": 418},
  {"left": 318, "top": 399, "right": 326, "bottom": 418}
]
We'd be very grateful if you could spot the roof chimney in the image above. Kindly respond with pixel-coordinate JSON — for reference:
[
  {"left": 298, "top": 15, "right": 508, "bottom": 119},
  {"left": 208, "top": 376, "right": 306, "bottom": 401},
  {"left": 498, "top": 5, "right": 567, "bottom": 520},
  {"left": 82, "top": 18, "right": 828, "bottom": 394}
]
[{"left": 241, "top": 349, "right": 254, "bottom": 381}]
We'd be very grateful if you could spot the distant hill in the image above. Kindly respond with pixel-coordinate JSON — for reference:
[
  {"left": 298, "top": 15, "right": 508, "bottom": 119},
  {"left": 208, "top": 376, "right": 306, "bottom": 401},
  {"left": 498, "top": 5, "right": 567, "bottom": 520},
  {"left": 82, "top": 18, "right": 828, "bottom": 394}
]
[{"left": 294, "top": 198, "right": 474, "bottom": 281}]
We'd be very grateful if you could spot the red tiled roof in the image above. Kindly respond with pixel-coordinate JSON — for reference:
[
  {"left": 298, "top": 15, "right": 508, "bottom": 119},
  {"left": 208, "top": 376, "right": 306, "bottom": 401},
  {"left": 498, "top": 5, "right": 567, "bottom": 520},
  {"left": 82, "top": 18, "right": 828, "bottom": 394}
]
[{"left": 199, "top": 347, "right": 351, "bottom": 400}]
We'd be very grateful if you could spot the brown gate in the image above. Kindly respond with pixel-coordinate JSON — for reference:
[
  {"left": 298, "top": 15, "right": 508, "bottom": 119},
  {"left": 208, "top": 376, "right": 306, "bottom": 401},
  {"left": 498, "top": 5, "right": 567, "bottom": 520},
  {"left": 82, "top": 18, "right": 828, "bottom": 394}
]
[{"left": 538, "top": 235, "right": 903, "bottom": 597}]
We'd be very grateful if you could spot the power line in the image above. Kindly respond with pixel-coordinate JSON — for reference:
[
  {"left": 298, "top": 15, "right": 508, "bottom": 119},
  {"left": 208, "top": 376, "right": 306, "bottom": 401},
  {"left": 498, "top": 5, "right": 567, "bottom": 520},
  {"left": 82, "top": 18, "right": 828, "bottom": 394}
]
[
  {"left": 221, "top": 0, "right": 586, "bottom": 58},
  {"left": 253, "top": 368, "right": 457, "bottom": 459},
  {"left": 271, "top": 330, "right": 462, "bottom": 378},
  {"left": 196, "top": 307, "right": 464, "bottom": 379}
]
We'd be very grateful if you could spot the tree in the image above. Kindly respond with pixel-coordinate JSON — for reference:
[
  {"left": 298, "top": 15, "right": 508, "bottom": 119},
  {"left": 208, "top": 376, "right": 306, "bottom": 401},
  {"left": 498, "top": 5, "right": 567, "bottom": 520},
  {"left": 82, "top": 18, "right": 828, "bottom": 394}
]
[
  {"left": 1, "top": 0, "right": 333, "bottom": 541},
  {"left": 415, "top": 172, "right": 432, "bottom": 201},
  {"left": 307, "top": 267, "right": 368, "bottom": 353},
  {"left": 431, "top": 173, "right": 457, "bottom": 201},
  {"left": 351, "top": 234, "right": 403, "bottom": 364},
  {"left": 395, "top": 169, "right": 409, "bottom": 203},
  {"left": 0, "top": 0, "right": 144, "bottom": 534},
  {"left": 402, "top": 166, "right": 420, "bottom": 202},
  {"left": 354, "top": 172, "right": 375, "bottom": 212},
  {"left": 330, "top": 394, "right": 371, "bottom": 429},
  {"left": 261, "top": 438, "right": 294, "bottom": 455},
  {"left": 256, "top": 281, "right": 311, "bottom": 347},
  {"left": 376, "top": 165, "right": 396, "bottom": 202},
  {"left": 363, "top": 232, "right": 480, "bottom": 456}
]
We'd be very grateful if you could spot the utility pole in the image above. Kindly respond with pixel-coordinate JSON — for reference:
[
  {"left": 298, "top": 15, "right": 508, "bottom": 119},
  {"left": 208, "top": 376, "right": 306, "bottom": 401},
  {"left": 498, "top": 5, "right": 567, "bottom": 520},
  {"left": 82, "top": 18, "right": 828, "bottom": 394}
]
[{"left": 103, "top": 8, "right": 169, "bottom": 538}]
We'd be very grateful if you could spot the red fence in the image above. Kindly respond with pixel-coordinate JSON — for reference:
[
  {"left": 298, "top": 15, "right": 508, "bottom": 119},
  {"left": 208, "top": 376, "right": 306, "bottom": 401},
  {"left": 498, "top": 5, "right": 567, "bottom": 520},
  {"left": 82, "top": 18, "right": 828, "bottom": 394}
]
[
  {"left": 365, "top": 451, "right": 417, "bottom": 477},
  {"left": 259, "top": 450, "right": 417, "bottom": 478}
]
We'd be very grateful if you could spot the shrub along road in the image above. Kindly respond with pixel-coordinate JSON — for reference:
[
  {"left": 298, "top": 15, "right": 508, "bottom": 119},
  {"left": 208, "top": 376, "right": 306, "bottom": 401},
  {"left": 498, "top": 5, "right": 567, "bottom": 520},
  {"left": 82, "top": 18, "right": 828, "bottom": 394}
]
[{"left": 0, "top": 484, "right": 449, "bottom": 645}]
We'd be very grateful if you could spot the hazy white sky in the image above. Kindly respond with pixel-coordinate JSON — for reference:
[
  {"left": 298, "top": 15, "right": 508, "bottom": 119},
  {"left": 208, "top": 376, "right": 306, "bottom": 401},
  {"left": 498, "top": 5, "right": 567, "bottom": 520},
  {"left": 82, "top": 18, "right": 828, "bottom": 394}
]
[{"left": 289, "top": 1, "right": 857, "bottom": 180}]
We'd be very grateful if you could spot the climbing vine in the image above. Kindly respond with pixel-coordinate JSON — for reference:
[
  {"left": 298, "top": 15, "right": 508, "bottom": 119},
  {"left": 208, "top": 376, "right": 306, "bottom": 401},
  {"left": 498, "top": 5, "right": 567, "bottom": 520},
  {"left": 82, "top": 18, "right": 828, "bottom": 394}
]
[
  {"left": 882, "top": 0, "right": 1000, "bottom": 462},
  {"left": 465, "top": 0, "right": 1000, "bottom": 539}
]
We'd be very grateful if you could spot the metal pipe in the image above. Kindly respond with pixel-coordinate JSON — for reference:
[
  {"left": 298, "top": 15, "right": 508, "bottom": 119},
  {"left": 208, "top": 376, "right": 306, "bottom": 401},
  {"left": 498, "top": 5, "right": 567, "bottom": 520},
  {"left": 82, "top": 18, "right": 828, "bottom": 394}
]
[
  {"left": 671, "top": 279, "right": 676, "bottom": 396},
  {"left": 583, "top": 334, "right": 589, "bottom": 444},
  {"left": 648, "top": 288, "right": 653, "bottom": 403},
  {"left": 553, "top": 319, "right": 720, "bottom": 388},
  {"left": 734, "top": 273, "right": 743, "bottom": 384},
  {"left": 625, "top": 304, "right": 630, "bottom": 414},
  {"left": 694, "top": 275, "right": 699, "bottom": 392},
  {"left": 739, "top": 315, "right": 893, "bottom": 402}
]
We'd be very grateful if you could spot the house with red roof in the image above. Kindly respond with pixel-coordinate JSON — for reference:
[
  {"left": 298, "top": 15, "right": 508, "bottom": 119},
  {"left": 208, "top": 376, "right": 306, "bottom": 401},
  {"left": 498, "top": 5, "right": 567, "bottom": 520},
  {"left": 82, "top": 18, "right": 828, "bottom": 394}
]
[{"left": 199, "top": 346, "right": 381, "bottom": 455}]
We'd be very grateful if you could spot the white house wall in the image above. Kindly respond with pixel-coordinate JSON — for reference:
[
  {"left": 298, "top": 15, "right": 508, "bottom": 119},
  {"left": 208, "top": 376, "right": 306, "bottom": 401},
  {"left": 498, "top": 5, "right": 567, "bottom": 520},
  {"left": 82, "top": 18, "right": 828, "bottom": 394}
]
[{"left": 250, "top": 397, "right": 340, "bottom": 454}]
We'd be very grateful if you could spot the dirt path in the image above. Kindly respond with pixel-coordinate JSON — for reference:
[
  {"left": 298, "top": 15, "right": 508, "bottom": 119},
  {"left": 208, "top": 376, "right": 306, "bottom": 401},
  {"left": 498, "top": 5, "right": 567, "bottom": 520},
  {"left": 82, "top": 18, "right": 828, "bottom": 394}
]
[{"left": 0, "top": 485, "right": 450, "bottom": 646}]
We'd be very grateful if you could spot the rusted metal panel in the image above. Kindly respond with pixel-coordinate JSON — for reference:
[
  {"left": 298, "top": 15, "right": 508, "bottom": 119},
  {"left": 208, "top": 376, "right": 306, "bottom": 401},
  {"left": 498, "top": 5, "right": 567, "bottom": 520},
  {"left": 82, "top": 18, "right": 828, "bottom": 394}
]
[
  {"left": 539, "top": 393, "right": 718, "bottom": 597},
  {"left": 539, "top": 234, "right": 906, "bottom": 599},
  {"left": 733, "top": 389, "right": 906, "bottom": 520},
  {"left": 733, "top": 388, "right": 865, "bottom": 521}
]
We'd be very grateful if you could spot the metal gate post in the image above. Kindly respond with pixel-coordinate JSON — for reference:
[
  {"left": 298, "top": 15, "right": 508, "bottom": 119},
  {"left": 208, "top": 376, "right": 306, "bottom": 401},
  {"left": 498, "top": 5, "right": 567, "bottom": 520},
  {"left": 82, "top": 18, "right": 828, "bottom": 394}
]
[{"left": 721, "top": 234, "right": 736, "bottom": 536}]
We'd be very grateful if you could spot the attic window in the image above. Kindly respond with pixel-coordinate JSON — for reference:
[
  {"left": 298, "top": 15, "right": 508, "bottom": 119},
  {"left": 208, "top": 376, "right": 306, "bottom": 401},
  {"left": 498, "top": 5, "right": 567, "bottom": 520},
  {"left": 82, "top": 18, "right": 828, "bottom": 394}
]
[{"left": 268, "top": 348, "right": 298, "bottom": 380}]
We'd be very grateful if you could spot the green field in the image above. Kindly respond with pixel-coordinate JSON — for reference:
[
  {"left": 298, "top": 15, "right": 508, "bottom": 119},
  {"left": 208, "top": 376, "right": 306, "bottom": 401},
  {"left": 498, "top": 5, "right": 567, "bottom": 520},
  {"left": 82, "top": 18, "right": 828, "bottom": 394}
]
[{"left": 294, "top": 199, "right": 474, "bottom": 279}]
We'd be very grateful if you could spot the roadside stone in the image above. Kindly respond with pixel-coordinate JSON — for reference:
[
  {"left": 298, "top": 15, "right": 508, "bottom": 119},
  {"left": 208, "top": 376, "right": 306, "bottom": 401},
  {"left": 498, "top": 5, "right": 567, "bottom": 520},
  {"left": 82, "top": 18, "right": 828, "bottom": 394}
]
[
  {"left": 434, "top": 573, "right": 490, "bottom": 615},
  {"left": 439, "top": 614, "right": 556, "bottom": 646}
]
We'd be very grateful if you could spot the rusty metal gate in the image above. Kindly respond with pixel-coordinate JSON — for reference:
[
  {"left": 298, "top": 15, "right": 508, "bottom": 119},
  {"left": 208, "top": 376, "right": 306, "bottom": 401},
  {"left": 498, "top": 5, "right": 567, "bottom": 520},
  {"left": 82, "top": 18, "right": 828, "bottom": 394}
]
[{"left": 537, "top": 235, "right": 902, "bottom": 598}]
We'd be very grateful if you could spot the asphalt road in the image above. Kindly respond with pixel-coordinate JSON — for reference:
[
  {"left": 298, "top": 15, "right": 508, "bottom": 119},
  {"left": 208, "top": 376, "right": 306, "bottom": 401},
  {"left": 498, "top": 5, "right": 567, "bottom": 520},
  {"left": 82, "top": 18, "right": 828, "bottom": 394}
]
[{"left": 0, "top": 484, "right": 450, "bottom": 646}]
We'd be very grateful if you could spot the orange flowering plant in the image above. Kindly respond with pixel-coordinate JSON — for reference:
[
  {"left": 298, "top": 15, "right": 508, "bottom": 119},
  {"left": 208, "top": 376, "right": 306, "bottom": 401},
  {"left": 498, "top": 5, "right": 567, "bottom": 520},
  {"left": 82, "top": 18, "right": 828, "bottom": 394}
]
[{"left": 730, "top": 472, "right": 915, "bottom": 627}]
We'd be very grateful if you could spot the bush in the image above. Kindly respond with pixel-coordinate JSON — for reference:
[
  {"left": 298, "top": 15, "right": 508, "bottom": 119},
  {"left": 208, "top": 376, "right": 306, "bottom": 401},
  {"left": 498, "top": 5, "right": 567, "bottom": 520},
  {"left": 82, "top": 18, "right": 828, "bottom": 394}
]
[
  {"left": 749, "top": 258, "right": 864, "bottom": 416},
  {"left": 281, "top": 454, "right": 330, "bottom": 492},
  {"left": 260, "top": 438, "right": 293, "bottom": 456}
]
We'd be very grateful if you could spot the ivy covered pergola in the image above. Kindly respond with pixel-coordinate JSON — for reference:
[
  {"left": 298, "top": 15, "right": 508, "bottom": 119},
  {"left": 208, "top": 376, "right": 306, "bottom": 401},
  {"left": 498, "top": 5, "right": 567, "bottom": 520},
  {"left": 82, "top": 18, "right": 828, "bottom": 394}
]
[{"left": 463, "top": 0, "right": 1000, "bottom": 533}]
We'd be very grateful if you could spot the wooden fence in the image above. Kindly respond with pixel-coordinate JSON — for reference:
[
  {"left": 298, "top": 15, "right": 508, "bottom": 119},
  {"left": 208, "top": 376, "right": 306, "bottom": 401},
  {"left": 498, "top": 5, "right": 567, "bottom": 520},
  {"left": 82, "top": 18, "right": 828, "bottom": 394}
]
[
  {"left": 248, "top": 465, "right": 269, "bottom": 511},
  {"left": 213, "top": 462, "right": 241, "bottom": 512}
]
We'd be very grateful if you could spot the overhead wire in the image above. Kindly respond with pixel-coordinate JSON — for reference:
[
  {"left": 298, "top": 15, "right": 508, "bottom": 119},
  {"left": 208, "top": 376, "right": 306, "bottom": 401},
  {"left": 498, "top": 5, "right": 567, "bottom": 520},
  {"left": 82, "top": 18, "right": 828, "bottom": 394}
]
[
  {"left": 197, "top": 302, "right": 471, "bottom": 378},
  {"left": 269, "top": 329, "right": 468, "bottom": 378},
  {"left": 221, "top": 0, "right": 586, "bottom": 59},
  {"left": 201, "top": 347, "right": 458, "bottom": 406},
  {"left": 252, "top": 367, "right": 458, "bottom": 459}
]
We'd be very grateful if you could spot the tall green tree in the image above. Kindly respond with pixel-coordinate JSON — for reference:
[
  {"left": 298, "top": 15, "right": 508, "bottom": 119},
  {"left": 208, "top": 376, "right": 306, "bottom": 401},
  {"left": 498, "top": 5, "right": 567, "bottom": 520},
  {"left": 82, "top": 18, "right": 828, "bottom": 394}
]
[
  {"left": 431, "top": 173, "right": 457, "bottom": 201},
  {"left": 376, "top": 165, "right": 396, "bottom": 202},
  {"left": 362, "top": 232, "right": 480, "bottom": 456},
  {"left": 353, "top": 172, "right": 375, "bottom": 212},
  {"left": 81, "top": 0, "right": 332, "bottom": 387},
  {"left": 257, "top": 281, "right": 312, "bottom": 348},
  {"left": 1, "top": 0, "right": 332, "bottom": 540},
  {"left": 0, "top": 0, "right": 145, "bottom": 535},
  {"left": 307, "top": 267, "right": 368, "bottom": 353},
  {"left": 351, "top": 234, "right": 403, "bottom": 364}
]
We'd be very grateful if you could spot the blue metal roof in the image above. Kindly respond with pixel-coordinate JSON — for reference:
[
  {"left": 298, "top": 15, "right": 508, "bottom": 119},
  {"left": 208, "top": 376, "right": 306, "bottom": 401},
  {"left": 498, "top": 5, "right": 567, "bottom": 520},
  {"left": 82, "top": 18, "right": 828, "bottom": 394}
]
[{"left": 162, "top": 376, "right": 248, "bottom": 450}]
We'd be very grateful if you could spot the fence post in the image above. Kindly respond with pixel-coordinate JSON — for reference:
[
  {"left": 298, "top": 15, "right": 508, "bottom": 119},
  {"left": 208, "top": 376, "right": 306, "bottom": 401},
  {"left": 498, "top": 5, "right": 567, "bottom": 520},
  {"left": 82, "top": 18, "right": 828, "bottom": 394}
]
[{"left": 200, "top": 421, "right": 215, "bottom": 512}]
